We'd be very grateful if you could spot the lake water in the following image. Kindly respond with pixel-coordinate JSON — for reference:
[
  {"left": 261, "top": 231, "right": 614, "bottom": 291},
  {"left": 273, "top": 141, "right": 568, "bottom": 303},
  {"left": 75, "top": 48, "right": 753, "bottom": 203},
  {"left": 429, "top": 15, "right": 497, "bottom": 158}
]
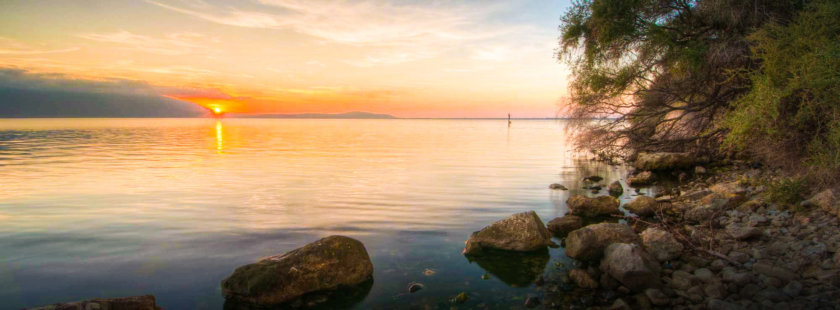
[{"left": 0, "top": 119, "right": 637, "bottom": 309}]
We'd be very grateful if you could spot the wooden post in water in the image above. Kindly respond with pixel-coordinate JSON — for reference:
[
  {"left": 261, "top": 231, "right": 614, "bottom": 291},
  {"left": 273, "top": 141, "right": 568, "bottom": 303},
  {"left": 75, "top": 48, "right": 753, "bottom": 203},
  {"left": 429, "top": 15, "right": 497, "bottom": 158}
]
[{"left": 508, "top": 113, "right": 511, "bottom": 127}]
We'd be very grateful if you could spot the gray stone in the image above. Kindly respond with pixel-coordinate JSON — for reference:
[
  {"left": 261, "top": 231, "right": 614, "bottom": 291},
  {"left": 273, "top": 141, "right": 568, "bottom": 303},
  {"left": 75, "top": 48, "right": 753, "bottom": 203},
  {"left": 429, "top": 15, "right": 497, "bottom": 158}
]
[
  {"left": 609, "top": 181, "right": 624, "bottom": 197},
  {"left": 722, "top": 269, "right": 753, "bottom": 286},
  {"left": 752, "top": 262, "right": 797, "bottom": 282},
  {"left": 565, "top": 223, "right": 640, "bottom": 260},
  {"left": 569, "top": 268, "right": 598, "bottom": 289},
  {"left": 600, "top": 243, "right": 661, "bottom": 290},
  {"left": 624, "top": 196, "right": 659, "bottom": 217},
  {"left": 782, "top": 281, "right": 802, "bottom": 296},
  {"left": 645, "top": 288, "right": 669, "bottom": 306},
  {"left": 694, "top": 166, "right": 707, "bottom": 175},
  {"left": 608, "top": 298, "right": 631, "bottom": 310},
  {"left": 464, "top": 211, "right": 552, "bottom": 254},
  {"left": 546, "top": 215, "right": 582, "bottom": 236},
  {"left": 693, "top": 268, "right": 714, "bottom": 283},
  {"left": 707, "top": 299, "right": 742, "bottom": 310},
  {"left": 549, "top": 183, "right": 567, "bottom": 190},
  {"left": 221, "top": 236, "right": 374, "bottom": 306},
  {"left": 640, "top": 227, "right": 683, "bottom": 262},
  {"left": 728, "top": 251, "right": 750, "bottom": 264},
  {"left": 628, "top": 171, "right": 655, "bottom": 186},
  {"left": 726, "top": 224, "right": 763, "bottom": 241},
  {"left": 634, "top": 152, "right": 697, "bottom": 171},
  {"left": 804, "top": 189, "right": 837, "bottom": 215},
  {"left": 566, "top": 195, "right": 621, "bottom": 217}
]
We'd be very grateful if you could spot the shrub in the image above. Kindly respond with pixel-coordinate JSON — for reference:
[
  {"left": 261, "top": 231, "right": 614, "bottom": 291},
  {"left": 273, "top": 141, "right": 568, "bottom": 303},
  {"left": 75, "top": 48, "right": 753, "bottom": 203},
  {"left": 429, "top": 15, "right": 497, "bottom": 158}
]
[{"left": 724, "top": 0, "right": 840, "bottom": 184}]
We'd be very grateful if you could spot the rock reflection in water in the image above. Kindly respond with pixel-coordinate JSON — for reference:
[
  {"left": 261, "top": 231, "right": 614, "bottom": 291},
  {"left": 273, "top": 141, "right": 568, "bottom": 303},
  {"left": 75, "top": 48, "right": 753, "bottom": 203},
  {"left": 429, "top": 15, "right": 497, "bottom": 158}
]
[
  {"left": 464, "top": 249, "right": 549, "bottom": 287},
  {"left": 223, "top": 278, "right": 373, "bottom": 310}
]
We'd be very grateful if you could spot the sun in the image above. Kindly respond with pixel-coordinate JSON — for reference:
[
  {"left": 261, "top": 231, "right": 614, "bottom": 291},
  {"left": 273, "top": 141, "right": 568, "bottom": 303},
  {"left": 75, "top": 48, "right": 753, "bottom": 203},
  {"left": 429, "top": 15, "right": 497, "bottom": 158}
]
[{"left": 213, "top": 107, "right": 222, "bottom": 115}]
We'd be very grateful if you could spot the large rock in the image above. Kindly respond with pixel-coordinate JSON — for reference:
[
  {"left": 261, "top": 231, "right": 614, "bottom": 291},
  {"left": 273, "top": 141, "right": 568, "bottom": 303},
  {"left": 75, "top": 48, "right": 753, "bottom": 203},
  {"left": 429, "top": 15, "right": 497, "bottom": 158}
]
[
  {"left": 221, "top": 235, "right": 374, "bottom": 306},
  {"left": 640, "top": 227, "right": 683, "bottom": 261},
  {"left": 565, "top": 223, "right": 640, "bottom": 261},
  {"left": 26, "top": 295, "right": 160, "bottom": 310},
  {"left": 566, "top": 195, "right": 621, "bottom": 217},
  {"left": 546, "top": 215, "right": 583, "bottom": 236},
  {"left": 633, "top": 152, "right": 697, "bottom": 171},
  {"left": 627, "top": 171, "right": 654, "bottom": 186},
  {"left": 684, "top": 194, "right": 730, "bottom": 223},
  {"left": 600, "top": 243, "right": 661, "bottom": 290},
  {"left": 463, "top": 211, "right": 553, "bottom": 255},
  {"left": 569, "top": 268, "right": 599, "bottom": 289},
  {"left": 803, "top": 189, "right": 837, "bottom": 215},
  {"left": 624, "top": 196, "right": 658, "bottom": 216}
]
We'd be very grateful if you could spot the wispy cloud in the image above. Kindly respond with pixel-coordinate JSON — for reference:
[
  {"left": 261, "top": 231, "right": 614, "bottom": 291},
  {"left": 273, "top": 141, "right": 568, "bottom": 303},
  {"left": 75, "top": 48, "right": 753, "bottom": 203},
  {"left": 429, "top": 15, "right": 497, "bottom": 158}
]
[
  {"left": 0, "top": 37, "right": 79, "bottom": 55},
  {"left": 78, "top": 31, "right": 211, "bottom": 56},
  {"left": 145, "top": 0, "right": 523, "bottom": 65}
]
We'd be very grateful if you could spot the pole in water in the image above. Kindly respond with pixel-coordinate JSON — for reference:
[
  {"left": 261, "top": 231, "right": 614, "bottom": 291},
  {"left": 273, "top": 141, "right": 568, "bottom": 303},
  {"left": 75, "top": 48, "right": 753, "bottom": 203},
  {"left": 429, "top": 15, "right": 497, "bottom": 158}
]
[{"left": 508, "top": 113, "right": 511, "bottom": 126}]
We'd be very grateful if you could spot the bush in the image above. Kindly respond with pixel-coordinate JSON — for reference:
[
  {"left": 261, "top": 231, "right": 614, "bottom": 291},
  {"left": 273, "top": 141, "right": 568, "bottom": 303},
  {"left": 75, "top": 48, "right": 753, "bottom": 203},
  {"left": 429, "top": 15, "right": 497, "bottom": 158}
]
[
  {"left": 724, "top": 0, "right": 840, "bottom": 184},
  {"left": 765, "top": 177, "right": 808, "bottom": 206}
]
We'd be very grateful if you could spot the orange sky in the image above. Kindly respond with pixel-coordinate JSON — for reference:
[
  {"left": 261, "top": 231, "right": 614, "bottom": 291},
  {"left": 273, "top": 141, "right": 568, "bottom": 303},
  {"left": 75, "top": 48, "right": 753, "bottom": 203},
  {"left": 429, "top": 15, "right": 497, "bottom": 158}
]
[{"left": 0, "top": 0, "right": 572, "bottom": 118}]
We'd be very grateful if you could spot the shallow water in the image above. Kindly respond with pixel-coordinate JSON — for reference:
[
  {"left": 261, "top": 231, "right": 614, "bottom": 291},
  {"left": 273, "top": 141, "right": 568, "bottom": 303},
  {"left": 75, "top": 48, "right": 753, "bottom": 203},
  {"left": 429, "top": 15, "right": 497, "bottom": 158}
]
[{"left": 0, "top": 119, "right": 643, "bottom": 309}]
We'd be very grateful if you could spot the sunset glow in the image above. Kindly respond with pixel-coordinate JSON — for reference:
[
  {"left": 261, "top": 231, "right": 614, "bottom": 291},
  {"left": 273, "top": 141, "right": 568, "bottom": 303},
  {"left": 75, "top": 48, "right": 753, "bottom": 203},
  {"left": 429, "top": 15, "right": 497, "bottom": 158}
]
[{"left": 0, "top": 0, "right": 571, "bottom": 118}]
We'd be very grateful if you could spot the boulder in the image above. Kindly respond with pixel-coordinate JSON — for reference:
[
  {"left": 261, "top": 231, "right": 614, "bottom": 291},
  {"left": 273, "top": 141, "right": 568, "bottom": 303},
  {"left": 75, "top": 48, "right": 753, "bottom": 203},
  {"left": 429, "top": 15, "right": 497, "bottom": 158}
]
[
  {"left": 463, "top": 211, "right": 552, "bottom": 255},
  {"left": 26, "top": 295, "right": 160, "bottom": 310},
  {"left": 803, "top": 189, "right": 837, "bottom": 215},
  {"left": 600, "top": 243, "right": 661, "bottom": 290},
  {"left": 633, "top": 152, "right": 697, "bottom": 171},
  {"left": 566, "top": 195, "right": 621, "bottom": 217},
  {"left": 565, "top": 223, "right": 640, "bottom": 261},
  {"left": 221, "top": 235, "right": 374, "bottom": 306},
  {"left": 684, "top": 194, "right": 730, "bottom": 223},
  {"left": 584, "top": 176, "right": 604, "bottom": 182},
  {"left": 624, "top": 196, "right": 658, "bottom": 216},
  {"left": 569, "top": 269, "right": 599, "bottom": 289},
  {"left": 640, "top": 227, "right": 683, "bottom": 261},
  {"left": 627, "top": 171, "right": 654, "bottom": 186},
  {"left": 546, "top": 215, "right": 583, "bottom": 236},
  {"left": 608, "top": 181, "right": 624, "bottom": 197}
]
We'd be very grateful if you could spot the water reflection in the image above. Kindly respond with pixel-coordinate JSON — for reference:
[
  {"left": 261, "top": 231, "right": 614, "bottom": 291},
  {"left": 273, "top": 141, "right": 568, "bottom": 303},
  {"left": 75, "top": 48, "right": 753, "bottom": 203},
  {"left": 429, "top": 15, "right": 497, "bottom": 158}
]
[
  {"left": 464, "top": 249, "right": 550, "bottom": 287},
  {"left": 223, "top": 279, "right": 373, "bottom": 310},
  {"left": 216, "top": 120, "right": 224, "bottom": 153},
  {"left": 0, "top": 119, "right": 633, "bottom": 309}
]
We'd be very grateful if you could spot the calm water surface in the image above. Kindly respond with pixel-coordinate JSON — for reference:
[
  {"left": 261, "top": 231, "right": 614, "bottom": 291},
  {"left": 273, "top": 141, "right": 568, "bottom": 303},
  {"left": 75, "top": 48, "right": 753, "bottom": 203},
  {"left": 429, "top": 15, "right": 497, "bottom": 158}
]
[{"left": 0, "top": 119, "right": 638, "bottom": 309}]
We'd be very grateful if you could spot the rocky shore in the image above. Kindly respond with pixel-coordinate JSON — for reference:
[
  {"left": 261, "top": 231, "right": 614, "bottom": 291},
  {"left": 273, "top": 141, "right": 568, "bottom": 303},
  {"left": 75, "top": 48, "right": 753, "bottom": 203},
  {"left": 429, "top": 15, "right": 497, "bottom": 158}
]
[{"left": 537, "top": 154, "right": 840, "bottom": 310}]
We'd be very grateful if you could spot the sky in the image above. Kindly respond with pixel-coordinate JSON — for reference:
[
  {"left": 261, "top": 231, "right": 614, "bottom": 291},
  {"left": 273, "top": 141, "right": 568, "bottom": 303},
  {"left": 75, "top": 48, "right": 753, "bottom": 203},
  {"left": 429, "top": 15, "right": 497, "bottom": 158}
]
[{"left": 0, "top": 0, "right": 572, "bottom": 118}]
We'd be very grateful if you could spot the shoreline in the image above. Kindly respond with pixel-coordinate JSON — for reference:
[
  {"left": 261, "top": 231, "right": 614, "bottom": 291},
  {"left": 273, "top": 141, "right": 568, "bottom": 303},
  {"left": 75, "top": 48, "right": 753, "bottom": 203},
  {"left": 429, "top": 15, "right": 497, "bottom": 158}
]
[{"left": 538, "top": 158, "right": 840, "bottom": 309}]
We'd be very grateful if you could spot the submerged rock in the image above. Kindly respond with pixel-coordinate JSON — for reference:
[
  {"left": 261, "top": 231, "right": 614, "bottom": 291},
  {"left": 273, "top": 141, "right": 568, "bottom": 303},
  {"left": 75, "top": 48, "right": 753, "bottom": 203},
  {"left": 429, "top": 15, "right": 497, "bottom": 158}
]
[
  {"left": 463, "top": 211, "right": 553, "bottom": 255},
  {"left": 608, "top": 181, "right": 624, "bottom": 197},
  {"left": 624, "top": 196, "right": 658, "bottom": 216},
  {"left": 627, "top": 171, "right": 655, "bottom": 186},
  {"left": 566, "top": 195, "right": 621, "bottom": 217},
  {"left": 26, "top": 295, "right": 160, "bottom": 310},
  {"left": 633, "top": 152, "right": 697, "bottom": 171},
  {"left": 565, "top": 223, "right": 640, "bottom": 261},
  {"left": 569, "top": 268, "right": 599, "bottom": 289},
  {"left": 549, "top": 183, "right": 568, "bottom": 190},
  {"left": 546, "top": 215, "right": 583, "bottom": 236},
  {"left": 221, "top": 235, "right": 374, "bottom": 306},
  {"left": 465, "top": 248, "right": 549, "bottom": 287},
  {"left": 600, "top": 243, "right": 661, "bottom": 291},
  {"left": 640, "top": 227, "right": 683, "bottom": 262},
  {"left": 584, "top": 175, "right": 604, "bottom": 182}
]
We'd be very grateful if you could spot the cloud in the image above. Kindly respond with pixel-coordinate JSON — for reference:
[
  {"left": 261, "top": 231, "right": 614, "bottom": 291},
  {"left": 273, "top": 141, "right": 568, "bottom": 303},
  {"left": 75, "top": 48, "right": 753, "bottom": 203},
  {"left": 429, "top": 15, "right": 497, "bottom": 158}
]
[
  {"left": 0, "top": 68, "right": 206, "bottom": 117},
  {"left": 0, "top": 37, "right": 79, "bottom": 55},
  {"left": 145, "top": 0, "right": 524, "bottom": 65},
  {"left": 78, "top": 31, "right": 211, "bottom": 56}
]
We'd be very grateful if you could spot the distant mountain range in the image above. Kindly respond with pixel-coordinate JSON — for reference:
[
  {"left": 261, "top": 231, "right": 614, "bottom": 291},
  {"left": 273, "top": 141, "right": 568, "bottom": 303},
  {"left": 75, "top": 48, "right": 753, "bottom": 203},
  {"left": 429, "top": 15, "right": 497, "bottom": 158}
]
[{"left": 229, "top": 111, "right": 396, "bottom": 119}]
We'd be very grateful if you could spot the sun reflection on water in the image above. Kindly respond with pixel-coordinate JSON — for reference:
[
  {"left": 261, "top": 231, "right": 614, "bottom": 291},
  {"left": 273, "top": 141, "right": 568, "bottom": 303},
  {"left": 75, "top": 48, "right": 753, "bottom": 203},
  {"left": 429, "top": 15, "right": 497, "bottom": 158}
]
[{"left": 215, "top": 120, "right": 223, "bottom": 153}]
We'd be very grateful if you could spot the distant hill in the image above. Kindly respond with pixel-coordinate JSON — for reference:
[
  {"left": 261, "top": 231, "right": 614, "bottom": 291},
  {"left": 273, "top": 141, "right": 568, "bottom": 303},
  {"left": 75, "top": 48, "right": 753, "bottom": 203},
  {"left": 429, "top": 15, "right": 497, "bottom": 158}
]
[{"left": 231, "top": 111, "right": 396, "bottom": 119}]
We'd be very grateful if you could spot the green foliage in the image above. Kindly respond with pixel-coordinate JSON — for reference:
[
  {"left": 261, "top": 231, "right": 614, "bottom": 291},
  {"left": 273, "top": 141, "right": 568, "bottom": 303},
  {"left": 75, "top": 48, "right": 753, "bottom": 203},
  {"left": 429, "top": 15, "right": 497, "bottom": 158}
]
[
  {"left": 765, "top": 177, "right": 807, "bottom": 206},
  {"left": 724, "top": 0, "right": 840, "bottom": 183},
  {"left": 558, "top": 0, "right": 800, "bottom": 157}
]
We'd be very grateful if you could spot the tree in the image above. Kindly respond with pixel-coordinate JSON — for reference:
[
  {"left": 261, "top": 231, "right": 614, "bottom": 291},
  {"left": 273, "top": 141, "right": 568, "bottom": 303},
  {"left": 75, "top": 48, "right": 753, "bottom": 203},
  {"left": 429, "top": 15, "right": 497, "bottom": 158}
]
[{"left": 558, "top": 0, "right": 800, "bottom": 159}]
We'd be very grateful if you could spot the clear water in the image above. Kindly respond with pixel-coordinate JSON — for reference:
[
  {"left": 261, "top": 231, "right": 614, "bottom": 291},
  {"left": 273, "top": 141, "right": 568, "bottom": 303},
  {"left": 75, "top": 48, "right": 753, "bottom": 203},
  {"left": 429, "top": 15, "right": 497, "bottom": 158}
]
[{"left": 0, "top": 119, "right": 637, "bottom": 309}]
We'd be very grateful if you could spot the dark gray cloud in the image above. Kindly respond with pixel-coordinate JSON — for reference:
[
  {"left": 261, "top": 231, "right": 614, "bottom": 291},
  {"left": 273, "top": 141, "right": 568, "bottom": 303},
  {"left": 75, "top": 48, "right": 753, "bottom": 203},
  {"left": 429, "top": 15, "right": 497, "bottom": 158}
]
[{"left": 0, "top": 68, "right": 207, "bottom": 117}]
